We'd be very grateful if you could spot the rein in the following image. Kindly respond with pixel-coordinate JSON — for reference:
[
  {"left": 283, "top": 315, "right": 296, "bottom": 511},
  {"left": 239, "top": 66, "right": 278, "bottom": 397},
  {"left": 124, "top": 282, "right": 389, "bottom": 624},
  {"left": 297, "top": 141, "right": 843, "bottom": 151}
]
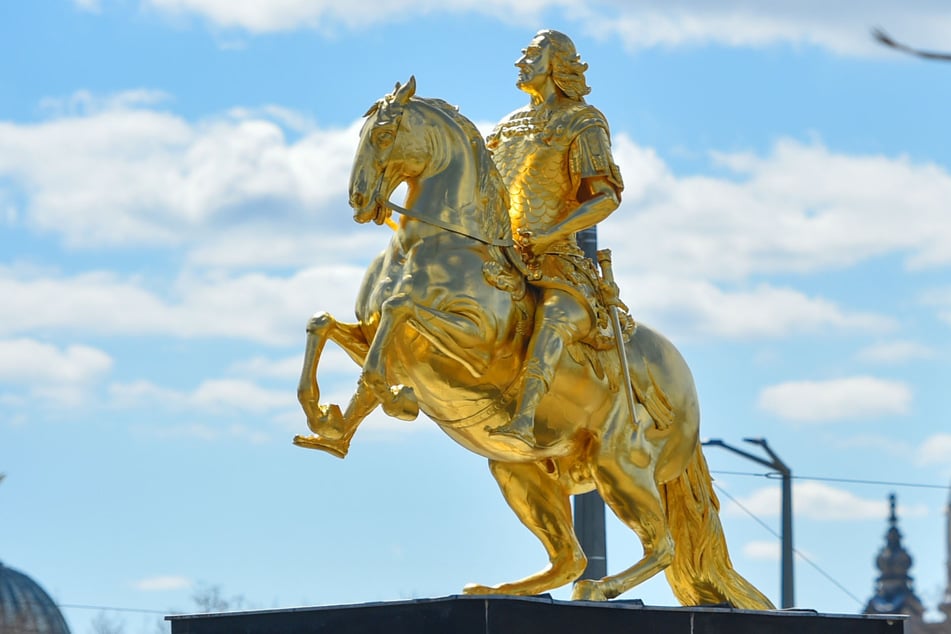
[
  {"left": 373, "top": 98, "right": 514, "bottom": 248},
  {"left": 380, "top": 198, "right": 514, "bottom": 247}
]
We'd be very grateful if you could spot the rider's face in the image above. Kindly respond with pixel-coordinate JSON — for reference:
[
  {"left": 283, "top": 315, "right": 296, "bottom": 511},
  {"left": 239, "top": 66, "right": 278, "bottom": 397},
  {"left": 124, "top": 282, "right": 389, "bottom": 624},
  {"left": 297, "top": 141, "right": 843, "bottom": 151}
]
[{"left": 515, "top": 34, "right": 552, "bottom": 94}]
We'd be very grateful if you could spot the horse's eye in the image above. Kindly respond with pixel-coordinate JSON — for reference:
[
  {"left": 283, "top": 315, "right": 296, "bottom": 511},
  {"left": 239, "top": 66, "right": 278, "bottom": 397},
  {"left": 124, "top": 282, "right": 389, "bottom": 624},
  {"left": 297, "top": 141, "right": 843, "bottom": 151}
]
[{"left": 376, "top": 130, "right": 395, "bottom": 147}]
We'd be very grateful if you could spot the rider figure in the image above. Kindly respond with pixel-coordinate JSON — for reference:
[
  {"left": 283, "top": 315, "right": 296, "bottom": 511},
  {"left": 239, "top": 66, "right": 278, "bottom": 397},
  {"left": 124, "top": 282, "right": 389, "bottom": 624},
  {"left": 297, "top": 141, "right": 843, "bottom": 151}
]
[{"left": 487, "top": 29, "right": 624, "bottom": 448}]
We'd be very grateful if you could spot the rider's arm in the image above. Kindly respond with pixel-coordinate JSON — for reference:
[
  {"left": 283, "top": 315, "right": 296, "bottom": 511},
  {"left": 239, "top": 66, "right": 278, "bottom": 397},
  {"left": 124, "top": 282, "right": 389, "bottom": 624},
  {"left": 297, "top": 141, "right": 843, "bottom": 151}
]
[
  {"left": 541, "top": 177, "right": 619, "bottom": 242},
  {"left": 535, "top": 124, "right": 623, "bottom": 245}
]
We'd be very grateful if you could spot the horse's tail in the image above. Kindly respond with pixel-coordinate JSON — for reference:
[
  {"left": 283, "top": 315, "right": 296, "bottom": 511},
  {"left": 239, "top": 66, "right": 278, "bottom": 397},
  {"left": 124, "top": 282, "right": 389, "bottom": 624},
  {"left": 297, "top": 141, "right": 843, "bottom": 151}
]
[{"left": 660, "top": 445, "right": 776, "bottom": 610}]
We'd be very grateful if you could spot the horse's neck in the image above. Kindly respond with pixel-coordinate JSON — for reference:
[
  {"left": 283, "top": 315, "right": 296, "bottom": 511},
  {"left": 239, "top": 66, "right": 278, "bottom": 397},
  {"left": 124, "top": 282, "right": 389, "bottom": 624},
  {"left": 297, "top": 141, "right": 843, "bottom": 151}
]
[
  {"left": 410, "top": 152, "right": 476, "bottom": 214},
  {"left": 397, "top": 207, "right": 444, "bottom": 245},
  {"left": 400, "top": 109, "right": 510, "bottom": 246}
]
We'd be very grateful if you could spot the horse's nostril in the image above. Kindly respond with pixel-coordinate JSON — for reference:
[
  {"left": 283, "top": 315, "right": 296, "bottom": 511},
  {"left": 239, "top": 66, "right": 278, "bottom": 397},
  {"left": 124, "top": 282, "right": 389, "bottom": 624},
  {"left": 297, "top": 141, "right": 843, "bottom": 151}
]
[{"left": 350, "top": 192, "right": 365, "bottom": 208}]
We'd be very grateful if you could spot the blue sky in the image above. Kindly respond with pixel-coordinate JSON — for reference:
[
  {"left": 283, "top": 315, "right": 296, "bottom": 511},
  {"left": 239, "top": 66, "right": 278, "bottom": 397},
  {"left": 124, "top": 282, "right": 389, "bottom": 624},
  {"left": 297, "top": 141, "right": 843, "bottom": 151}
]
[{"left": 2, "top": 1, "right": 951, "bottom": 632}]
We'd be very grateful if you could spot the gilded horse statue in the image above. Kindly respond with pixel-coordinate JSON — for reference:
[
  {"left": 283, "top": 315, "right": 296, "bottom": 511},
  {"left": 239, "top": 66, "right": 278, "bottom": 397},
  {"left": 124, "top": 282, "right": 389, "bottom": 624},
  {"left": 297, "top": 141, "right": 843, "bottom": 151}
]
[{"left": 296, "top": 77, "right": 773, "bottom": 609}]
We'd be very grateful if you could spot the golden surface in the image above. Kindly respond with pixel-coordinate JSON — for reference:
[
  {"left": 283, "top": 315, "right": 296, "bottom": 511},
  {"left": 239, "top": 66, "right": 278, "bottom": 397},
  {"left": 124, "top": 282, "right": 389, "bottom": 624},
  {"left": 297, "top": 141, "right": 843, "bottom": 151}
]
[{"left": 296, "top": 31, "right": 773, "bottom": 609}]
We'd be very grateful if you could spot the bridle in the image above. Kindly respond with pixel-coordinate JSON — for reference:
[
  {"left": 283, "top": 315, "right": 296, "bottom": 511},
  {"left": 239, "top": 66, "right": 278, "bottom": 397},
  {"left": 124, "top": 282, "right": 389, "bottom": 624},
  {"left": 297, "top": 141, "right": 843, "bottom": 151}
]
[{"left": 365, "top": 97, "right": 515, "bottom": 249}]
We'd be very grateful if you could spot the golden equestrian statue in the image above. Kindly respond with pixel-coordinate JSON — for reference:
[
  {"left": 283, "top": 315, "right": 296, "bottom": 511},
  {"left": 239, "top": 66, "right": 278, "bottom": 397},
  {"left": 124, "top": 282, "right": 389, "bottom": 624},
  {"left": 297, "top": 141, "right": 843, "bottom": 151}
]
[{"left": 295, "top": 30, "right": 773, "bottom": 609}]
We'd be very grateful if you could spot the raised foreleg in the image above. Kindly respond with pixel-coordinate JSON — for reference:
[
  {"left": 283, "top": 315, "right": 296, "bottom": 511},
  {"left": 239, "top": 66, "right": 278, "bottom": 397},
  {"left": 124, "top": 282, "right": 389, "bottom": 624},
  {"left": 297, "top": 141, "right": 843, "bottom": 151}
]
[
  {"left": 463, "top": 460, "right": 587, "bottom": 596},
  {"left": 361, "top": 293, "right": 494, "bottom": 419},
  {"left": 294, "top": 311, "right": 376, "bottom": 457},
  {"left": 359, "top": 294, "right": 423, "bottom": 420}
]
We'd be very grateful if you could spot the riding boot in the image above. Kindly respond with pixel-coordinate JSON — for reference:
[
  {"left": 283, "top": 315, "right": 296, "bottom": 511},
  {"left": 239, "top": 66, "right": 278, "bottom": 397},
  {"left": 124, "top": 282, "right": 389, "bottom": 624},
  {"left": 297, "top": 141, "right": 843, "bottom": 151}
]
[
  {"left": 490, "top": 293, "right": 579, "bottom": 448},
  {"left": 490, "top": 363, "right": 551, "bottom": 447}
]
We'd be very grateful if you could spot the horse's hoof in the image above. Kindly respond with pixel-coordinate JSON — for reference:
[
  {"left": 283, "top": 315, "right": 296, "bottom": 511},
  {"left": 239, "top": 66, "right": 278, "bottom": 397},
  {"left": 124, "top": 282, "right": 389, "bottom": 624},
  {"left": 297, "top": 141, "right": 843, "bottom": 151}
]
[
  {"left": 572, "top": 579, "right": 609, "bottom": 602},
  {"left": 292, "top": 434, "right": 349, "bottom": 459},
  {"left": 383, "top": 385, "right": 419, "bottom": 421}
]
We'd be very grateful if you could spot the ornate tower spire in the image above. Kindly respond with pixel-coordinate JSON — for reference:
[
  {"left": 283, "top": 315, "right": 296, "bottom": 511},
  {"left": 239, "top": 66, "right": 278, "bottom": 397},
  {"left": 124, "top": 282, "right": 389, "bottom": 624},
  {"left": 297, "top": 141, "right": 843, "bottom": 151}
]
[
  {"left": 940, "top": 483, "right": 951, "bottom": 622},
  {"left": 864, "top": 494, "right": 926, "bottom": 619}
]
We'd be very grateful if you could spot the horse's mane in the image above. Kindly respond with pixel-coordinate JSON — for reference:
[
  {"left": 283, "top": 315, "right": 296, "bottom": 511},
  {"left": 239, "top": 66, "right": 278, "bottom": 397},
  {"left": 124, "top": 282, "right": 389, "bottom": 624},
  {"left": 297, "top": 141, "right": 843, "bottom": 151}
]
[{"left": 413, "top": 97, "right": 512, "bottom": 243}]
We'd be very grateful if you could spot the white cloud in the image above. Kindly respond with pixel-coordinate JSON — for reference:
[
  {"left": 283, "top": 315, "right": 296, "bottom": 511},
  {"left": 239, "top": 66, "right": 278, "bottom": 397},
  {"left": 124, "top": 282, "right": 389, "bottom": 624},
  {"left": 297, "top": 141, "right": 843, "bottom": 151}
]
[
  {"left": 856, "top": 340, "right": 936, "bottom": 364},
  {"left": 584, "top": 2, "right": 951, "bottom": 57},
  {"left": 38, "top": 89, "right": 171, "bottom": 117},
  {"left": 833, "top": 434, "right": 914, "bottom": 460},
  {"left": 757, "top": 376, "right": 912, "bottom": 422},
  {"left": 626, "top": 274, "right": 893, "bottom": 341},
  {"left": 142, "top": 0, "right": 558, "bottom": 32},
  {"left": 922, "top": 288, "right": 951, "bottom": 327},
  {"left": 133, "top": 575, "right": 192, "bottom": 591},
  {"left": 229, "top": 355, "right": 304, "bottom": 380},
  {"left": 111, "top": 377, "right": 288, "bottom": 442},
  {"left": 0, "top": 338, "right": 113, "bottom": 385},
  {"left": 184, "top": 225, "right": 390, "bottom": 270},
  {"left": 743, "top": 540, "right": 780, "bottom": 562},
  {"left": 0, "top": 338, "right": 113, "bottom": 408},
  {"left": 130, "top": 0, "right": 951, "bottom": 60},
  {"left": 192, "top": 379, "right": 292, "bottom": 412},
  {"left": 72, "top": 0, "right": 101, "bottom": 12},
  {"left": 134, "top": 421, "right": 272, "bottom": 444},
  {"left": 5, "top": 94, "right": 950, "bottom": 284},
  {"left": 4, "top": 95, "right": 947, "bottom": 346},
  {"left": 0, "top": 92, "right": 359, "bottom": 250},
  {"left": 109, "top": 378, "right": 292, "bottom": 413},
  {"left": 606, "top": 136, "right": 951, "bottom": 284},
  {"left": 229, "top": 347, "right": 358, "bottom": 380},
  {"left": 917, "top": 433, "right": 951, "bottom": 467},
  {"left": 0, "top": 265, "right": 365, "bottom": 345},
  {"left": 725, "top": 481, "right": 928, "bottom": 520}
]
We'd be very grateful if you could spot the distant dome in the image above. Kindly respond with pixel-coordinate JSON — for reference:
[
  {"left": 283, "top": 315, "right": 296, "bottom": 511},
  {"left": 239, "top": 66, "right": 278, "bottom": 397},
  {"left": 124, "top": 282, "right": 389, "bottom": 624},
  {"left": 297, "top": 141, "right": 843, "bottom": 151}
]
[{"left": 0, "top": 561, "right": 71, "bottom": 633}]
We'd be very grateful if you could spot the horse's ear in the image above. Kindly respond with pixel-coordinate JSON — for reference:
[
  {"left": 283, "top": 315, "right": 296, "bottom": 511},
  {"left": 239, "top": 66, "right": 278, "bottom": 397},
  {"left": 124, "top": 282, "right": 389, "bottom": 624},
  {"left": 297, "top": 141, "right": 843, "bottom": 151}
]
[{"left": 394, "top": 75, "right": 416, "bottom": 105}]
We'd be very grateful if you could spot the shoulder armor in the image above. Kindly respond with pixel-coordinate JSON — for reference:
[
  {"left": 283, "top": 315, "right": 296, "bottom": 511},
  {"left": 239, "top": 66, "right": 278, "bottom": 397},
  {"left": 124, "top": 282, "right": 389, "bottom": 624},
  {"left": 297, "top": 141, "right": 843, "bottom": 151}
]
[{"left": 546, "top": 103, "right": 611, "bottom": 144}]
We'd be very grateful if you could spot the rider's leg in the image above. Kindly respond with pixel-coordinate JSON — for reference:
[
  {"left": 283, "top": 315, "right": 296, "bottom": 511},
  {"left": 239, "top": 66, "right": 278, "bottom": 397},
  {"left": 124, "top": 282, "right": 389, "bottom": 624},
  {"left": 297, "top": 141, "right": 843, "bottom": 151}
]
[{"left": 491, "top": 290, "right": 590, "bottom": 447}]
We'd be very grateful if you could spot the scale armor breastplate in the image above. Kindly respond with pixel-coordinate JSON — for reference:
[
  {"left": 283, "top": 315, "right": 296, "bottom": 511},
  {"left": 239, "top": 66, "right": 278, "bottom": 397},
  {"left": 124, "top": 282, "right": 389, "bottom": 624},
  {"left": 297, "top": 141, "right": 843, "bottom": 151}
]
[{"left": 489, "top": 107, "right": 579, "bottom": 250}]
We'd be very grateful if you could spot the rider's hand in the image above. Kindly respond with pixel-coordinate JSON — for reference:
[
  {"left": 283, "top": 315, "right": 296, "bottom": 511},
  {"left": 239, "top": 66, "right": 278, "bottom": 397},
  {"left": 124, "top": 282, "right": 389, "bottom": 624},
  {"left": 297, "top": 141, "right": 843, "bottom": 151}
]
[
  {"left": 603, "top": 281, "right": 629, "bottom": 312},
  {"left": 516, "top": 228, "right": 536, "bottom": 256}
]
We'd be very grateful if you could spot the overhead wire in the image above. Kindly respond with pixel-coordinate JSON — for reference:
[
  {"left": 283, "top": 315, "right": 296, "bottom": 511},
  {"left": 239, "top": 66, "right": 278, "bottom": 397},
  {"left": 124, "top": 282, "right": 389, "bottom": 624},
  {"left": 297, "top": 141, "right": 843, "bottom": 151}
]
[
  {"left": 707, "top": 467, "right": 948, "bottom": 606},
  {"left": 21, "top": 471, "right": 946, "bottom": 618},
  {"left": 710, "top": 470, "right": 951, "bottom": 491},
  {"left": 711, "top": 482, "right": 867, "bottom": 608},
  {"left": 58, "top": 602, "right": 170, "bottom": 615}
]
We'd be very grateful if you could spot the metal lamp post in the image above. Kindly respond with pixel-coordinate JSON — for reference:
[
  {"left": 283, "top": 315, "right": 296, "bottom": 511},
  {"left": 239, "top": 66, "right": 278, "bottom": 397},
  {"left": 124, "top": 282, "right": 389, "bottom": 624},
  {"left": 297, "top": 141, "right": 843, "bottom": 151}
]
[
  {"left": 573, "top": 226, "right": 608, "bottom": 580},
  {"left": 702, "top": 437, "right": 795, "bottom": 608}
]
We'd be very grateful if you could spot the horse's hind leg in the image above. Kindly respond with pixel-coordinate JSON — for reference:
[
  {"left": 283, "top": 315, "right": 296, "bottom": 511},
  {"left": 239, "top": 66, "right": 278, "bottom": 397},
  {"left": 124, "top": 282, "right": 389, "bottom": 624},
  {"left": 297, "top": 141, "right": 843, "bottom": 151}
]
[
  {"left": 572, "top": 453, "right": 674, "bottom": 601},
  {"left": 463, "top": 460, "right": 587, "bottom": 596},
  {"left": 295, "top": 312, "right": 376, "bottom": 457}
]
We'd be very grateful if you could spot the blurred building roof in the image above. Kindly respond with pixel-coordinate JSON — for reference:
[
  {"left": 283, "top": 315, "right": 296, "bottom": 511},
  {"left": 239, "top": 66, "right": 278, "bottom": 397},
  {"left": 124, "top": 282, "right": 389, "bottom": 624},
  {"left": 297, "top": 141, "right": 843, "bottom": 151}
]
[{"left": 0, "top": 560, "right": 71, "bottom": 634}]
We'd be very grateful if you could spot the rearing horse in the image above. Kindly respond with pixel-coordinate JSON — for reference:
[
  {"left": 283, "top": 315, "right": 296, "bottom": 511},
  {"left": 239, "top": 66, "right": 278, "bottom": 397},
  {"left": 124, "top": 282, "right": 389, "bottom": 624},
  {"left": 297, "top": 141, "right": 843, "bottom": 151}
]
[{"left": 296, "top": 77, "right": 773, "bottom": 609}]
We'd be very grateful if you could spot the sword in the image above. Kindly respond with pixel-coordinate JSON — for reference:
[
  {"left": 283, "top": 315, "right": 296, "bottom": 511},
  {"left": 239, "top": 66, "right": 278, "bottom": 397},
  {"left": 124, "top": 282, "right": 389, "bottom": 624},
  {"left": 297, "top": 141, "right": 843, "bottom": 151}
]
[{"left": 597, "top": 249, "right": 650, "bottom": 467}]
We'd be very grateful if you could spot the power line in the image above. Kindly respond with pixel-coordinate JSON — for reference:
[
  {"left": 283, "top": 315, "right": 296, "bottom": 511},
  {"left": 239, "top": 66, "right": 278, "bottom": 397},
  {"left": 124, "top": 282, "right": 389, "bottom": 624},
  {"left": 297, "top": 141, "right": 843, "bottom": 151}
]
[
  {"left": 711, "top": 470, "right": 950, "bottom": 491},
  {"left": 58, "top": 603, "right": 170, "bottom": 616},
  {"left": 780, "top": 474, "right": 950, "bottom": 491},
  {"left": 712, "top": 482, "right": 867, "bottom": 608},
  {"left": 18, "top": 472, "right": 945, "bottom": 620}
]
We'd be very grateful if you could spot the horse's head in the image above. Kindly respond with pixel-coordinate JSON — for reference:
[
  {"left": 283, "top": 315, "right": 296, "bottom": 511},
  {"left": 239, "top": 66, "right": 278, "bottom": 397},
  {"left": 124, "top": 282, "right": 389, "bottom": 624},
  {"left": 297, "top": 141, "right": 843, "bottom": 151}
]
[
  {"left": 349, "top": 76, "right": 428, "bottom": 225},
  {"left": 349, "top": 78, "right": 512, "bottom": 245}
]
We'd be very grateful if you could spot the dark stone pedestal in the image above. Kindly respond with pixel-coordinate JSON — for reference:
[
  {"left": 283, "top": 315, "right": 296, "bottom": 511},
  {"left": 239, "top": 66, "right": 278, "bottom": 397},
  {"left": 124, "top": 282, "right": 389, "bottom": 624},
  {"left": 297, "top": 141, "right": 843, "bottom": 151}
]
[{"left": 167, "top": 595, "right": 906, "bottom": 634}]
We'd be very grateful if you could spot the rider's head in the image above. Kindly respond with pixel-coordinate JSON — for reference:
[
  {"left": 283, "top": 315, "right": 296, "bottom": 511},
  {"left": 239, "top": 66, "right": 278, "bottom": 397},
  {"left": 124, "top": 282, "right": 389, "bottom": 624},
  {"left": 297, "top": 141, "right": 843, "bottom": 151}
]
[{"left": 537, "top": 29, "right": 590, "bottom": 101}]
